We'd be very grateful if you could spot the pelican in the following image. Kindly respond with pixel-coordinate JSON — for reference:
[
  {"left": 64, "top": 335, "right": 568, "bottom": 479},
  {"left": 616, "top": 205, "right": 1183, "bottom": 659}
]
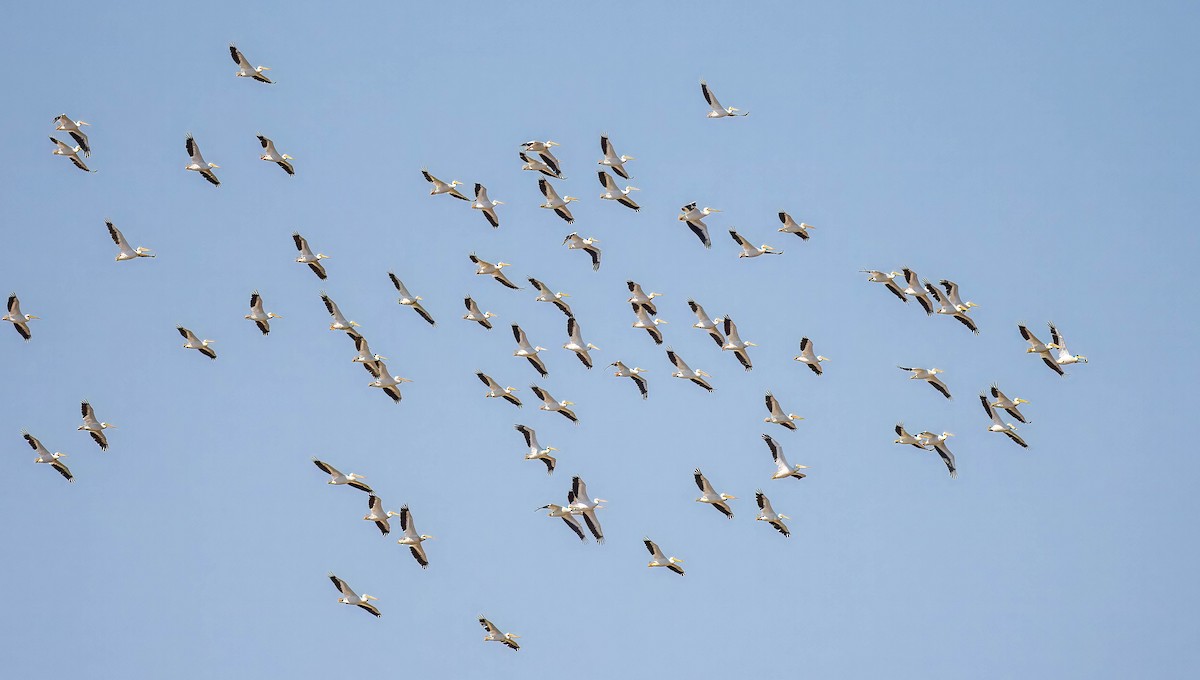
[
  {"left": 700, "top": 80, "right": 749, "bottom": 118},
  {"left": 511, "top": 323, "right": 549, "bottom": 377},
  {"left": 926, "top": 282, "right": 979, "bottom": 334},
  {"left": 729, "top": 229, "right": 782, "bottom": 258},
  {"left": 476, "top": 371, "right": 522, "bottom": 407},
  {"left": 469, "top": 253, "right": 520, "bottom": 289},
  {"left": 939, "top": 279, "right": 979, "bottom": 313},
  {"left": 53, "top": 114, "right": 91, "bottom": 156},
  {"left": 352, "top": 335, "right": 386, "bottom": 378},
  {"left": 862, "top": 270, "right": 907, "bottom": 302},
  {"left": 327, "top": 574, "right": 379, "bottom": 617},
  {"left": 321, "top": 293, "right": 361, "bottom": 336},
  {"left": 256, "top": 135, "right": 293, "bottom": 175},
  {"left": 78, "top": 401, "right": 114, "bottom": 451},
  {"left": 364, "top": 495, "right": 401, "bottom": 536},
  {"left": 599, "top": 135, "right": 634, "bottom": 179},
  {"left": 49, "top": 137, "right": 91, "bottom": 172},
  {"left": 755, "top": 491, "right": 790, "bottom": 537},
  {"left": 678, "top": 203, "right": 718, "bottom": 248},
  {"left": 631, "top": 303, "right": 668, "bottom": 345},
  {"left": 763, "top": 434, "right": 808, "bottom": 480},
  {"left": 536, "top": 504, "right": 586, "bottom": 541},
  {"left": 900, "top": 268, "right": 934, "bottom": 315},
  {"left": 537, "top": 178, "right": 578, "bottom": 223},
  {"left": 463, "top": 296, "right": 496, "bottom": 329},
  {"left": 479, "top": 617, "right": 520, "bottom": 651},
  {"left": 666, "top": 348, "right": 713, "bottom": 391},
  {"left": 515, "top": 424, "right": 557, "bottom": 474},
  {"left": 989, "top": 385, "right": 1030, "bottom": 424},
  {"left": 1018, "top": 324, "right": 1063, "bottom": 375},
  {"left": 777, "top": 212, "right": 814, "bottom": 240},
  {"left": 293, "top": 233, "right": 329, "bottom": 280},
  {"left": 1050, "top": 323, "right": 1088, "bottom": 366},
  {"left": 610, "top": 361, "right": 648, "bottom": 399},
  {"left": 644, "top": 538, "right": 685, "bottom": 576},
  {"left": 530, "top": 384, "right": 577, "bottom": 423},
  {"left": 177, "top": 326, "right": 215, "bottom": 359},
  {"left": 627, "top": 281, "right": 662, "bottom": 315},
  {"left": 520, "top": 140, "right": 562, "bottom": 176},
  {"left": 421, "top": 170, "right": 468, "bottom": 200},
  {"left": 893, "top": 423, "right": 926, "bottom": 449},
  {"left": 567, "top": 476, "right": 605, "bottom": 542},
  {"left": 897, "top": 366, "right": 952, "bottom": 399},
  {"left": 980, "top": 394, "right": 1028, "bottom": 448},
  {"left": 24, "top": 432, "right": 72, "bottom": 483},
  {"left": 562, "top": 317, "right": 599, "bottom": 369},
  {"left": 721, "top": 316, "right": 755, "bottom": 371},
  {"left": 229, "top": 44, "right": 272, "bottom": 83},
  {"left": 528, "top": 277, "right": 573, "bottom": 318},
  {"left": 104, "top": 221, "right": 154, "bottom": 261},
  {"left": 687, "top": 300, "right": 725, "bottom": 348},
  {"left": 471, "top": 184, "right": 503, "bottom": 228},
  {"left": 4, "top": 294, "right": 38, "bottom": 341},
  {"left": 793, "top": 337, "right": 828, "bottom": 375},
  {"left": 396, "top": 505, "right": 432, "bottom": 569},
  {"left": 693, "top": 468, "right": 735, "bottom": 518},
  {"left": 597, "top": 171, "right": 640, "bottom": 211},
  {"left": 367, "top": 361, "right": 412, "bottom": 403},
  {"left": 562, "top": 233, "right": 602, "bottom": 271},
  {"left": 520, "top": 152, "right": 564, "bottom": 179},
  {"left": 184, "top": 135, "right": 219, "bottom": 186},
  {"left": 388, "top": 272, "right": 435, "bottom": 326},
  {"left": 245, "top": 291, "right": 281, "bottom": 335},
  {"left": 916, "top": 431, "right": 958, "bottom": 478},
  {"left": 312, "top": 458, "right": 373, "bottom": 493},
  {"left": 764, "top": 392, "right": 803, "bottom": 430}
]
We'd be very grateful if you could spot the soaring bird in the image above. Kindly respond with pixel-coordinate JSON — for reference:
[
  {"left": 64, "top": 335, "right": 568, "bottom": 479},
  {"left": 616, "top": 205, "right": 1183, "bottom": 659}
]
[
  {"left": 599, "top": 135, "right": 634, "bottom": 179},
  {"left": 729, "top": 229, "right": 782, "bottom": 258},
  {"left": 700, "top": 80, "right": 749, "bottom": 118},
  {"left": 520, "top": 139, "right": 562, "bottom": 176},
  {"left": 898, "top": 366, "right": 952, "bottom": 399},
  {"left": 476, "top": 372, "right": 522, "bottom": 407},
  {"left": 537, "top": 178, "right": 578, "bottom": 223},
  {"left": 536, "top": 503, "right": 586, "bottom": 541},
  {"left": 4, "top": 294, "right": 38, "bottom": 341},
  {"left": 352, "top": 335, "right": 386, "bottom": 378},
  {"left": 597, "top": 171, "right": 640, "bottom": 211},
  {"left": 328, "top": 574, "right": 379, "bottom": 617},
  {"left": 989, "top": 385, "right": 1030, "bottom": 424},
  {"left": 793, "top": 337, "right": 828, "bottom": 375},
  {"left": 562, "top": 233, "right": 602, "bottom": 271},
  {"left": 939, "top": 280, "right": 979, "bottom": 313},
  {"left": 105, "top": 221, "right": 154, "bottom": 261},
  {"left": 511, "top": 323, "right": 549, "bottom": 377},
  {"left": 666, "top": 348, "right": 712, "bottom": 391},
  {"left": 893, "top": 423, "right": 927, "bottom": 449},
  {"left": 520, "top": 139, "right": 560, "bottom": 154},
  {"left": 777, "top": 212, "right": 814, "bottom": 240},
  {"left": 927, "top": 283, "right": 979, "bottom": 334},
  {"left": 256, "top": 135, "right": 293, "bottom": 175},
  {"left": 229, "top": 44, "right": 272, "bottom": 83},
  {"left": 721, "top": 316, "right": 755, "bottom": 371},
  {"left": 53, "top": 114, "right": 91, "bottom": 156},
  {"left": 763, "top": 434, "right": 808, "bottom": 480},
  {"left": 50, "top": 136, "right": 91, "bottom": 172},
  {"left": 479, "top": 617, "right": 521, "bottom": 651},
  {"left": 693, "top": 469, "right": 735, "bottom": 518},
  {"left": 471, "top": 184, "right": 504, "bottom": 228},
  {"left": 980, "top": 394, "right": 1028, "bottom": 448},
  {"left": 610, "top": 361, "right": 648, "bottom": 399},
  {"left": 1050, "top": 323, "right": 1089, "bottom": 367},
  {"left": 528, "top": 277, "right": 574, "bottom": 318},
  {"left": 755, "top": 491, "right": 790, "bottom": 537},
  {"left": 530, "top": 385, "right": 577, "bottom": 423},
  {"left": 363, "top": 495, "right": 401, "bottom": 536},
  {"left": 862, "top": 270, "right": 907, "bottom": 302},
  {"left": 764, "top": 392, "right": 803, "bottom": 430},
  {"left": 78, "top": 401, "right": 115, "bottom": 451},
  {"left": 292, "top": 233, "right": 329, "bottom": 280},
  {"left": 421, "top": 170, "right": 469, "bottom": 200},
  {"left": 469, "top": 253, "right": 520, "bottom": 289},
  {"left": 900, "top": 268, "right": 934, "bottom": 315},
  {"left": 643, "top": 538, "right": 685, "bottom": 576},
  {"left": 562, "top": 317, "right": 599, "bottom": 369},
  {"left": 320, "top": 293, "right": 361, "bottom": 336},
  {"left": 1018, "top": 324, "right": 1063, "bottom": 376},
  {"left": 687, "top": 300, "right": 725, "bottom": 348},
  {"left": 396, "top": 505, "right": 433, "bottom": 569},
  {"left": 519, "top": 151, "right": 564, "bottom": 179},
  {"left": 24, "top": 432, "right": 73, "bottom": 483},
  {"left": 626, "top": 281, "right": 662, "bottom": 315},
  {"left": 463, "top": 297, "right": 496, "bottom": 329},
  {"left": 184, "top": 135, "right": 219, "bottom": 186},
  {"left": 631, "top": 303, "right": 668, "bottom": 345},
  {"left": 567, "top": 476, "right": 605, "bottom": 543},
  {"left": 177, "top": 326, "right": 216, "bottom": 359},
  {"left": 312, "top": 458, "right": 373, "bottom": 493},
  {"left": 245, "top": 291, "right": 281, "bottom": 335},
  {"left": 917, "top": 431, "right": 958, "bottom": 478},
  {"left": 388, "top": 272, "right": 435, "bottom": 326},
  {"left": 515, "top": 424, "right": 557, "bottom": 474},
  {"left": 678, "top": 203, "right": 718, "bottom": 248},
  {"left": 366, "top": 361, "right": 412, "bottom": 403}
]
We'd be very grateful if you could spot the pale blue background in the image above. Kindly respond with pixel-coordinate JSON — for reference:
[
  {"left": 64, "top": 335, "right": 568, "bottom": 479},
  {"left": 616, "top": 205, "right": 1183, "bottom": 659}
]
[{"left": 1, "top": 1, "right": 1197, "bottom": 677}]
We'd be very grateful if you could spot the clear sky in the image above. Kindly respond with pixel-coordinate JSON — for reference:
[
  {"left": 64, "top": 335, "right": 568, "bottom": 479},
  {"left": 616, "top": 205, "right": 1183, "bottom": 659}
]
[{"left": 2, "top": 1, "right": 1197, "bottom": 677}]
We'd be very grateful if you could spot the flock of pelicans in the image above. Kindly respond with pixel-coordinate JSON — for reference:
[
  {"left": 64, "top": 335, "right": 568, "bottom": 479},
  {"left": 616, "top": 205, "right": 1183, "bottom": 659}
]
[{"left": 18, "top": 44, "right": 1091, "bottom": 651}]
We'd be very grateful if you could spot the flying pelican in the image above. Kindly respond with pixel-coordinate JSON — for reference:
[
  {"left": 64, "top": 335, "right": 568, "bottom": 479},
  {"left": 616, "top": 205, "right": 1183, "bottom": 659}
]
[
  {"left": 666, "top": 348, "right": 713, "bottom": 391},
  {"left": 989, "top": 385, "right": 1030, "bottom": 424},
  {"left": 939, "top": 280, "right": 979, "bottom": 313},
  {"left": 184, "top": 135, "right": 219, "bottom": 186},
  {"left": 693, "top": 469, "right": 735, "bottom": 518},
  {"left": 700, "top": 80, "right": 749, "bottom": 118},
  {"left": 352, "top": 335, "right": 385, "bottom": 378},
  {"left": 256, "top": 135, "right": 293, "bottom": 175},
  {"left": 897, "top": 366, "right": 952, "bottom": 399},
  {"left": 364, "top": 495, "right": 401, "bottom": 536},
  {"left": 764, "top": 392, "right": 803, "bottom": 430},
  {"left": 562, "top": 317, "right": 599, "bottom": 369},
  {"left": 53, "top": 114, "right": 91, "bottom": 156},
  {"left": 755, "top": 491, "right": 790, "bottom": 537},
  {"left": 862, "top": 270, "right": 907, "bottom": 302},
  {"left": 893, "top": 423, "right": 927, "bottom": 449},
  {"left": 471, "top": 184, "right": 504, "bottom": 228},
  {"left": 367, "top": 361, "right": 413, "bottom": 403},
  {"left": 476, "top": 371, "right": 522, "bottom": 407},
  {"left": 627, "top": 281, "right": 662, "bottom": 315},
  {"left": 763, "top": 434, "right": 808, "bottom": 480},
  {"left": 396, "top": 505, "right": 432, "bottom": 569},
  {"left": 926, "top": 282, "right": 979, "bottom": 334},
  {"left": 530, "top": 385, "right": 577, "bottom": 423},
  {"left": 245, "top": 291, "right": 281, "bottom": 335},
  {"left": 469, "top": 253, "right": 520, "bottom": 289},
  {"left": 421, "top": 170, "right": 469, "bottom": 200},
  {"left": 686, "top": 300, "right": 725, "bottom": 348},
  {"left": 321, "top": 293, "right": 361, "bottom": 336},
  {"left": 312, "top": 458, "right": 373, "bottom": 493},
  {"left": 520, "top": 140, "right": 562, "bottom": 176},
  {"left": 515, "top": 424, "right": 557, "bottom": 474},
  {"left": 644, "top": 538, "right": 685, "bottom": 576},
  {"left": 678, "top": 203, "right": 718, "bottom": 248},
  {"left": 1050, "top": 323, "right": 1088, "bottom": 366},
  {"left": 610, "top": 361, "right": 648, "bottom": 399},
  {"left": 777, "top": 212, "right": 814, "bottom": 240},
  {"left": 388, "top": 272, "right": 435, "bottom": 326},
  {"left": 528, "top": 277, "right": 573, "bottom": 318},
  {"left": 511, "top": 323, "right": 549, "bottom": 377},
  {"left": 520, "top": 152, "right": 564, "bottom": 179},
  {"left": 597, "top": 171, "right": 640, "bottom": 211},
  {"left": 980, "top": 394, "right": 1028, "bottom": 448},
  {"left": 293, "top": 233, "right": 329, "bottom": 280},
  {"left": 567, "top": 476, "right": 605, "bottom": 543},
  {"left": 50, "top": 137, "right": 91, "bottom": 172},
  {"left": 793, "top": 337, "right": 828, "bottom": 375},
  {"left": 104, "top": 221, "right": 154, "bottom": 261},
  {"left": 917, "top": 431, "right": 958, "bottom": 478},
  {"left": 729, "top": 229, "right": 782, "bottom": 258},
  {"left": 479, "top": 617, "right": 520, "bottom": 651},
  {"left": 536, "top": 504, "right": 586, "bottom": 541},
  {"left": 721, "top": 316, "right": 755, "bottom": 371},
  {"left": 78, "top": 401, "right": 114, "bottom": 451},
  {"left": 900, "top": 268, "right": 934, "bottom": 315},
  {"left": 328, "top": 574, "right": 379, "bottom": 617},
  {"left": 537, "top": 178, "right": 578, "bottom": 223},
  {"left": 631, "top": 303, "right": 668, "bottom": 345},
  {"left": 177, "top": 326, "right": 216, "bottom": 359},
  {"left": 1018, "top": 324, "right": 1063, "bottom": 375},
  {"left": 24, "top": 432, "right": 72, "bottom": 482},
  {"left": 463, "top": 296, "right": 496, "bottom": 329},
  {"left": 562, "top": 233, "right": 602, "bottom": 271},
  {"left": 599, "top": 135, "right": 634, "bottom": 179},
  {"left": 4, "top": 294, "right": 38, "bottom": 341},
  {"left": 229, "top": 44, "right": 272, "bottom": 83}
]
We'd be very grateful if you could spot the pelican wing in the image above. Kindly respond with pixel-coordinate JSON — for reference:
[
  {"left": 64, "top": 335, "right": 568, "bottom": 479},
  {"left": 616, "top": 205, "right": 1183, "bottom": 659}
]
[{"left": 598, "top": 170, "right": 619, "bottom": 191}]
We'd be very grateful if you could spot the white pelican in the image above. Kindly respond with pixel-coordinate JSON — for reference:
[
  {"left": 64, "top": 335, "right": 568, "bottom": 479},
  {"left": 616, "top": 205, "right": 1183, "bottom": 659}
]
[
  {"left": 1018, "top": 324, "right": 1063, "bottom": 376},
  {"left": 78, "top": 401, "right": 114, "bottom": 451},
  {"left": 562, "top": 233, "right": 602, "bottom": 271},
  {"left": 476, "top": 371, "right": 522, "bottom": 407},
  {"left": 777, "top": 212, "right": 814, "bottom": 240},
  {"left": 50, "top": 137, "right": 91, "bottom": 172},
  {"left": 536, "top": 504, "right": 586, "bottom": 541},
  {"left": 364, "top": 495, "right": 401, "bottom": 536},
  {"left": 230, "top": 44, "right": 272, "bottom": 83},
  {"left": 763, "top": 434, "right": 807, "bottom": 480},
  {"left": 327, "top": 574, "right": 379, "bottom": 617},
  {"left": 520, "top": 140, "right": 562, "bottom": 176},
  {"left": 256, "top": 135, "right": 293, "bottom": 175},
  {"left": 463, "top": 296, "right": 496, "bottom": 329},
  {"left": 793, "top": 337, "right": 828, "bottom": 375},
  {"left": 312, "top": 458, "right": 373, "bottom": 493},
  {"left": 610, "top": 361, "right": 648, "bottom": 399},
  {"left": 900, "top": 268, "right": 934, "bottom": 315},
  {"left": 537, "top": 178, "right": 578, "bottom": 223},
  {"left": 515, "top": 424, "right": 557, "bottom": 474},
  {"left": 396, "top": 505, "right": 432, "bottom": 569},
  {"left": 693, "top": 468, "right": 735, "bottom": 518},
  {"left": 862, "top": 270, "right": 907, "bottom": 302},
  {"left": 755, "top": 491, "right": 790, "bottom": 537},
  {"left": 597, "top": 171, "right": 640, "bottom": 211},
  {"left": 104, "top": 221, "right": 154, "bottom": 261},
  {"left": 184, "top": 135, "right": 219, "bottom": 186},
  {"left": 530, "top": 384, "right": 577, "bottom": 423},
  {"left": 4, "top": 294, "right": 38, "bottom": 341},
  {"left": 764, "top": 392, "right": 803, "bottom": 430},
  {"left": 388, "top": 272, "right": 435, "bottom": 326},
  {"left": 511, "top": 323, "right": 549, "bottom": 377},
  {"left": 721, "top": 316, "right": 755, "bottom": 371},
  {"left": 627, "top": 281, "right": 662, "bottom": 315},
  {"left": 666, "top": 348, "right": 713, "bottom": 391},
  {"left": 897, "top": 366, "right": 952, "bottom": 399},
  {"left": 352, "top": 335, "right": 386, "bottom": 378},
  {"left": 567, "top": 475, "right": 605, "bottom": 542},
  {"left": 926, "top": 282, "right": 979, "bottom": 334},
  {"left": 520, "top": 152, "right": 564, "bottom": 179},
  {"left": 686, "top": 300, "right": 725, "bottom": 348},
  {"left": 939, "top": 279, "right": 979, "bottom": 313},
  {"left": 631, "top": 303, "right": 668, "bottom": 345},
  {"left": 24, "top": 432, "right": 72, "bottom": 483},
  {"left": 893, "top": 423, "right": 926, "bottom": 449},
  {"left": 1050, "top": 323, "right": 1088, "bottom": 366},
  {"left": 471, "top": 184, "right": 504, "bottom": 228},
  {"left": 177, "top": 326, "right": 216, "bottom": 359},
  {"left": 989, "top": 385, "right": 1030, "bottom": 424},
  {"left": 979, "top": 394, "right": 1028, "bottom": 448},
  {"left": 700, "top": 80, "right": 749, "bottom": 118},
  {"left": 479, "top": 617, "right": 520, "bottom": 651},
  {"left": 421, "top": 170, "right": 469, "bottom": 200},
  {"left": 293, "top": 233, "right": 329, "bottom": 280},
  {"left": 599, "top": 135, "right": 634, "bottom": 179},
  {"left": 53, "top": 114, "right": 91, "bottom": 156},
  {"left": 367, "top": 361, "right": 412, "bottom": 403},
  {"left": 528, "top": 277, "right": 573, "bottom": 318},
  {"left": 469, "top": 253, "right": 520, "bottom": 289},
  {"left": 245, "top": 291, "right": 281, "bottom": 335},
  {"left": 678, "top": 203, "right": 717, "bottom": 248},
  {"left": 644, "top": 538, "right": 685, "bottom": 576},
  {"left": 729, "top": 229, "right": 782, "bottom": 258},
  {"left": 562, "top": 317, "right": 599, "bottom": 369},
  {"left": 916, "top": 431, "right": 958, "bottom": 478},
  {"left": 321, "top": 293, "right": 361, "bottom": 336}
]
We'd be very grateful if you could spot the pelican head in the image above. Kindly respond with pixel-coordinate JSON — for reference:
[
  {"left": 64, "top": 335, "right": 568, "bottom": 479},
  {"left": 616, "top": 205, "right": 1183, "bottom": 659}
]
[
  {"left": 484, "top": 311, "right": 497, "bottom": 318},
  {"left": 208, "top": 163, "right": 220, "bottom": 169},
  {"left": 256, "top": 66, "right": 271, "bottom": 73},
  {"left": 930, "top": 368, "right": 944, "bottom": 374},
  {"left": 625, "top": 186, "right": 640, "bottom": 193},
  {"left": 1075, "top": 355, "right": 1089, "bottom": 363},
  {"left": 719, "top": 493, "right": 736, "bottom": 500},
  {"left": 419, "top": 534, "right": 434, "bottom": 540},
  {"left": 816, "top": 355, "right": 830, "bottom": 362},
  {"left": 496, "top": 262, "right": 512, "bottom": 268},
  {"left": 316, "top": 253, "right": 330, "bottom": 260},
  {"left": 561, "top": 400, "right": 575, "bottom": 406},
  {"left": 564, "top": 196, "right": 579, "bottom": 203},
  {"left": 450, "top": 180, "right": 463, "bottom": 187},
  {"left": 697, "top": 370, "right": 711, "bottom": 378},
  {"left": 620, "top": 154, "right": 635, "bottom": 162},
  {"left": 493, "top": 200, "right": 506, "bottom": 207},
  {"left": 777, "top": 513, "right": 791, "bottom": 520},
  {"left": 282, "top": 154, "right": 294, "bottom": 160},
  {"left": 504, "top": 386, "right": 518, "bottom": 393},
  {"left": 586, "top": 343, "right": 600, "bottom": 350},
  {"left": 1014, "top": 397, "right": 1030, "bottom": 404},
  {"left": 546, "top": 141, "right": 560, "bottom": 148}
]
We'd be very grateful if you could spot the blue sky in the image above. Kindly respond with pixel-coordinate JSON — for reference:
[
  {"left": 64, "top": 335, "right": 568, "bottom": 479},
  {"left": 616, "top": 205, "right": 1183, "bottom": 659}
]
[{"left": 2, "top": 1, "right": 1198, "bottom": 677}]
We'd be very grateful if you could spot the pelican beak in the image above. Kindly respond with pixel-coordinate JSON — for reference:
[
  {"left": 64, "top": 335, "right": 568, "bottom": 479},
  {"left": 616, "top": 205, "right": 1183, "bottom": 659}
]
[
  {"left": 558, "top": 292, "right": 571, "bottom": 298},
  {"left": 210, "top": 164, "right": 220, "bottom": 169},
  {"left": 779, "top": 514, "right": 791, "bottom": 520}
]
